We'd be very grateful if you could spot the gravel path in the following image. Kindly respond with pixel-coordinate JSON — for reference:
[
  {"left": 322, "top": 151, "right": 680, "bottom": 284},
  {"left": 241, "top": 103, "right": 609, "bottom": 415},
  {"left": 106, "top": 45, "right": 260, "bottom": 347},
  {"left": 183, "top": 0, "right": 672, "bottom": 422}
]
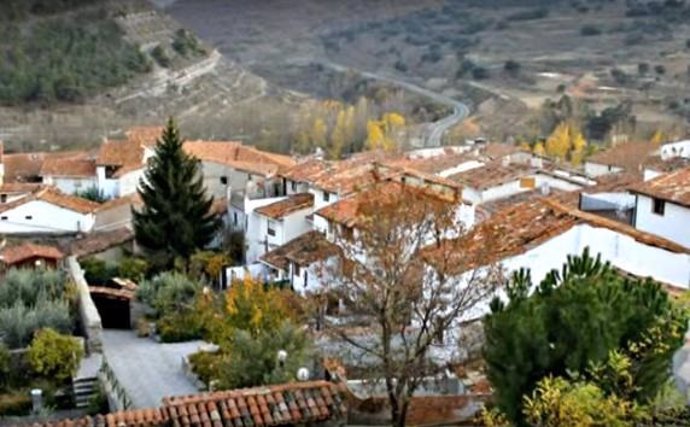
[{"left": 101, "top": 330, "right": 203, "bottom": 408}]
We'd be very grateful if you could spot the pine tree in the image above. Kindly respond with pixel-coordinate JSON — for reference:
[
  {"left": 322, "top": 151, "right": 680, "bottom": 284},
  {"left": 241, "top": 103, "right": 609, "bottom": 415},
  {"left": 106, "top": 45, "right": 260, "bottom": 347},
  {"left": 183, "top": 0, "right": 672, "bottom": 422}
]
[{"left": 133, "top": 119, "right": 221, "bottom": 268}]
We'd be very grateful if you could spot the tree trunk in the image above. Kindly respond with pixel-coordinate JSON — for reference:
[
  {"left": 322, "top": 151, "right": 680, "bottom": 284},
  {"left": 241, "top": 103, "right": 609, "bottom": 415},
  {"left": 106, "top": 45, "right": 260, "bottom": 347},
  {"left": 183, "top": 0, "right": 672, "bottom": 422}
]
[{"left": 391, "top": 399, "right": 409, "bottom": 427}]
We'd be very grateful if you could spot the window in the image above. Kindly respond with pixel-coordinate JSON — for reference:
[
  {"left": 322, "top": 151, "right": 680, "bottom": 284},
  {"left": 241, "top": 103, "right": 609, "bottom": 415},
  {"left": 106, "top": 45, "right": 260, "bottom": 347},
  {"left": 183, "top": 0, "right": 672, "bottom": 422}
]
[
  {"left": 652, "top": 198, "right": 665, "bottom": 216},
  {"left": 220, "top": 176, "right": 228, "bottom": 185},
  {"left": 0, "top": 216, "right": 7, "bottom": 221},
  {"left": 303, "top": 269, "right": 308, "bottom": 286},
  {"left": 519, "top": 177, "right": 536, "bottom": 189},
  {"left": 25, "top": 216, "right": 32, "bottom": 220},
  {"left": 293, "top": 263, "right": 301, "bottom": 277},
  {"left": 233, "top": 212, "right": 238, "bottom": 226},
  {"left": 323, "top": 191, "right": 330, "bottom": 202},
  {"left": 267, "top": 220, "right": 276, "bottom": 236},
  {"left": 340, "top": 225, "right": 354, "bottom": 240},
  {"left": 291, "top": 181, "right": 297, "bottom": 192},
  {"left": 0, "top": 194, "right": 6, "bottom": 203}
]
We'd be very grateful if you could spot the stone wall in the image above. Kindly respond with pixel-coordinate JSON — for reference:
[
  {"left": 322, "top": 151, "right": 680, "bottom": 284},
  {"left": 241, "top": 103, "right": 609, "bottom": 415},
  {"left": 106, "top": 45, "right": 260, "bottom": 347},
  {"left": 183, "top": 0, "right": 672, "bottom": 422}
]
[{"left": 66, "top": 256, "right": 103, "bottom": 354}]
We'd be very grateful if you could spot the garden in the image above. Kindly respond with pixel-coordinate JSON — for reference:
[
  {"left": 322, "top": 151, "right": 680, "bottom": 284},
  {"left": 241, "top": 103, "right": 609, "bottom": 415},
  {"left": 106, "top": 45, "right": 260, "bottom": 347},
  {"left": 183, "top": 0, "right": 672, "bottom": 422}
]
[
  {"left": 131, "top": 266, "right": 312, "bottom": 391},
  {"left": 0, "top": 269, "right": 85, "bottom": 416}
]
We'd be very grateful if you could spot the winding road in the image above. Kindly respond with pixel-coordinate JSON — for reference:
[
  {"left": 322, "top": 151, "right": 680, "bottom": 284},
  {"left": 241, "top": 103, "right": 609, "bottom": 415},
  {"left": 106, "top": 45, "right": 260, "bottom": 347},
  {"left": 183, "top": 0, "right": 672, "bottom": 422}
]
[{"left": 289, "top": 58, "right": 471, "bottom": 147}]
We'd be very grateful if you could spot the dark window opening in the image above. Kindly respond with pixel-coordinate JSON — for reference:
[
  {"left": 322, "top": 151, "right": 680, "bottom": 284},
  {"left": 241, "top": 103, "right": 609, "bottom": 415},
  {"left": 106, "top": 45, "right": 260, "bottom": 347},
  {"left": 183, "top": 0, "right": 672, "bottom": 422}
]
[
  {"left": 233, "top": 212, "right": 238, "bottom": 226},
  {"left": 0, "top": 194, "right": 7, "bottom": 203},
  {"left": 291, "top": 181, "right": 297, "bottom": 192},
  {"left": 652, "top": 198, "right": 665, "bottom": 216},
  {"left": 220, "top": 176, "right": 228, "bottom": 185},
  {"left": 267, "top": 220, "right": 276, "bottom": 237},
  {"left": 1, "top": 216, "right": 7, "bottom": 221},
  {"left": 303, "top": 269, "right": 308, "bottom": 286},
  {"left": 25, "top": 216, "right": 32, "bottom": 220},
  {"left": 323, "top": 191, "right": 330, "bottom": 202},
  {"left": 294, "top": 263, "right": 301, "bottom": 277}
]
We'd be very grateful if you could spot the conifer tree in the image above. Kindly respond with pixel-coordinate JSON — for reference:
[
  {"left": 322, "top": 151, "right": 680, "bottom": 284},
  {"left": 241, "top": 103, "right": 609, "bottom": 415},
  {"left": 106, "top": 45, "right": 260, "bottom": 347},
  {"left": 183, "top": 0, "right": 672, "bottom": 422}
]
[{"left": 133, "top": 119, "right": 221, "bottom": 268}]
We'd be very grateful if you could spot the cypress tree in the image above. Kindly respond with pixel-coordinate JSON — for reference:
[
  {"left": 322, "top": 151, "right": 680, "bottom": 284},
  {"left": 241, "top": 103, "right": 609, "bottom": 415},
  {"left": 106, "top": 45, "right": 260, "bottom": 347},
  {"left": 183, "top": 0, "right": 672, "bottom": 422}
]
[{"left": 133, "top": 118, "right": 221, "bottom": 268}]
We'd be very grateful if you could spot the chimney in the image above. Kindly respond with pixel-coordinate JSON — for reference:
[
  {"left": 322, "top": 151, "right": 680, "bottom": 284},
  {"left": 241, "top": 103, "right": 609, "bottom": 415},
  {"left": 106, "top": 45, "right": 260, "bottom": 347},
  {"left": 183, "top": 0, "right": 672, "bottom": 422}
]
[
  {"left": 31, "top": 389, "right": 43, "bottom": 413},
  {"left": 540, "top": 182, "right": 551, "bottom": 196},
  {"left": 501, "top": 156, "right": 510, "bottom": 167}
]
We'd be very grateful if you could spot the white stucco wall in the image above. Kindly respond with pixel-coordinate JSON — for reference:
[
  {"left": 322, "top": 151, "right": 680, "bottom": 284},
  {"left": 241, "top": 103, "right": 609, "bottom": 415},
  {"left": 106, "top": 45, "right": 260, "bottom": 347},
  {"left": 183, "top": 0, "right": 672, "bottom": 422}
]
[
  {"left": 55, "top": 177, "right": 98, "bottom": 195},
  {"left": 199, "top": 161, "right": 251, "bottom": 198},
  {"left": 584, "top": 161, "right": 623, "bottom": 177},
  {"left": 245, "top": 196, "right": 288, "bottom": 263},
  {"left": 311, "top": 188, "right": 339, "bottom": 233},
  {"left": 635, "top": 195, "right": 690, "bottom": 248},
  {"left": 0, "top": 200, "right": 94, "bottom": 234},
  {"left": 284, "top": 179, "right": 310, "bottom": 196},
  {"left": 460, "top": 223, "right": 690, "bottom": 322},
  {"left": 118, "top": 169, "right": 146, "bottom": 197},
  {"left": 660, "top": 140, "right": 690, "bottom": 160}
]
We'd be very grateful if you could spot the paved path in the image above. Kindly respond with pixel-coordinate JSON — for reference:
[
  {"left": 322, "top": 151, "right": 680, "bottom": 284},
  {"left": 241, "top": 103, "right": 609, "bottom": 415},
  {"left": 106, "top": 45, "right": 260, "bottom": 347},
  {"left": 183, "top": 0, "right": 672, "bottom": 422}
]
[
  {"left": 289, "top": 58, "right": 471, "bottom": 147},
  {"left": 101, "top": 330, "right": 203, "bottom": 408}
]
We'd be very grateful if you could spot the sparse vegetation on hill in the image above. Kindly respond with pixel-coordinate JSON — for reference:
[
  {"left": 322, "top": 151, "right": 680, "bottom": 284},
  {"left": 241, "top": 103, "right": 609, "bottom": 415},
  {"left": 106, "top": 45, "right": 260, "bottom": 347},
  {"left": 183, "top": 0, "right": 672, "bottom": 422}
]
[{"left": 0, "top": 8, "right": 150, "bottom": 105}]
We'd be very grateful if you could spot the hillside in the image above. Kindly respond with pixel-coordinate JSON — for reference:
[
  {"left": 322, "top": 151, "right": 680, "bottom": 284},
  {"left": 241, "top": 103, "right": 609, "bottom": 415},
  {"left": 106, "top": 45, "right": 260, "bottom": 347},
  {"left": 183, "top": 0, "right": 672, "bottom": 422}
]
[
  {"left": 0, "top": 0, "right": 272, "bottom": 151},
  {"left": 162, "top": 0, "right": 690, "bottom": 144}
]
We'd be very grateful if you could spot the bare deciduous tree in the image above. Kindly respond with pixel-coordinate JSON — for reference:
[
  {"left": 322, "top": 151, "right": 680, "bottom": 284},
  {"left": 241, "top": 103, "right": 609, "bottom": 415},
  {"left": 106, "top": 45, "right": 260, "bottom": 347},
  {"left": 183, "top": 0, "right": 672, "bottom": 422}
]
[{"left": 319, "top": 179, "right": 499, "bottom": 427}]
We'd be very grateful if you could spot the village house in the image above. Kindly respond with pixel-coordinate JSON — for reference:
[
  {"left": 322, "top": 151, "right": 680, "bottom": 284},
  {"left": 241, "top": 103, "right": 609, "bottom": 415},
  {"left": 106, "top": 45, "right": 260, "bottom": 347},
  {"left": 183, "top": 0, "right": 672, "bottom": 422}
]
[
  {"left": 0, "top": 242, "right": 64, "bottom": 270},
  {"left": 40, "top": 155, "right": 98, "bottom": 194},
  {"left": 629, "top": 167, "right": 690, "bottom": 248},
  {"left": 183, "top": 140, "right": 295, "bottom": 199},
  {"left": 433, "top": 196, "right": 690, "bottom": 322},
  {"left": 0, "top": 186, "right": 99, "bottom": 235}
]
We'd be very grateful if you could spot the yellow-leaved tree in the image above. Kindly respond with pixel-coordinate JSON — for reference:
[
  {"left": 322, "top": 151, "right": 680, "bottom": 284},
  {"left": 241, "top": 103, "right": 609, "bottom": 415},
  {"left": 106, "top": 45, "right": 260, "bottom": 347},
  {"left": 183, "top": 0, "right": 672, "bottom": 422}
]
[
  {"left": 569, "top": 127, "right": 588, "bottom": 166},
  {"left": 533, "top": 141, "right": 546, "bottom": 156},
  {"left": 366, "top": 112, "right": 406, "bottom": 151},
  {"left": 545, "top": 122, "right": 571, "bottom": 160},
  {"left": 310, "top": 118, "right": 328, "bottom": 149},
  {"left": 330, "top": 109, "right": 348, "bottom": 159},
  {"left": 651, "top": 129, "right": 665, "bottom": 146},
  {"left": 205, "top": 277, "right": 300, "bottom": 344}
]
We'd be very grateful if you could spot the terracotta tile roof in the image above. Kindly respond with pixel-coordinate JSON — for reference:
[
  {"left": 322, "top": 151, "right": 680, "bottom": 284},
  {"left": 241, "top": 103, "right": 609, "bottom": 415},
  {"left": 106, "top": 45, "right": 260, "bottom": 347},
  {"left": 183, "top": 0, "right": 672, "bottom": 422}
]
[
  {"left": 97, "top": 138, "right": 148, "bottom": 175},
  {"left": 70, "top": 228, "right": 134, "bottom": 257},
  {"left": 586, "top": 141, "right": 656, "bottom": 170},
  {"left": 0, "top": 243, "right": 64, "bottom": 265},
  {"left": 95, "top": 193, "right": 143, "bottom": 213},
  {"left": 447, "top": 162, "right": 533, "bottom": 190},
  {"left": 3, "top": 151, "right": 90, "bottom": 183},
  {"left": 430, "top": 197, "right": 690, "bottom": 273},
  {"left": 162, "top": 380, "right": 346, "bottom": 427},
  {"left": 37, "top": 187, "right": 101, "bottom": 214},
  {"left": 0, "top": 182, "right": 43, "bottom": 194},
  {"left": 316, "top": 181, "right": 458, "bottom": 228},
  {"left": 0, "top": 187, "right": 100, "bottom": 215},
  {"left": 260, "top": 230, "right": 340, "bottom": 270},
  {"left": 30, "top": 381, "right": 345, "bottom": 427},
  {"left": 481, "top": 142, "right": 524, "bottom": 159},
  {"left": 89, "top": 286, "right": 135, "bottom": 300},
  {"left": 281, "top": 151, "right": 401, "bottom": 194},
  {"left": 628, "top": 167, "right": 690, "bottom": 208},
  {"left": 556, "top": 172, "right": 643, "bottom": 207},
  {"left": 643, "top": 155, "right": 690, "bottom": 173},
  {"left": 255, "top": 193, "right": 314, "bottom": 220},
  {"left": 183, "top": 141, "right": 296, "bottom": 176},
  {"left": 40, "top": 157, "right": 97, "bottom": 178},
  {"left": 383, "top": 152, "right": 476, "bottom": 175}
]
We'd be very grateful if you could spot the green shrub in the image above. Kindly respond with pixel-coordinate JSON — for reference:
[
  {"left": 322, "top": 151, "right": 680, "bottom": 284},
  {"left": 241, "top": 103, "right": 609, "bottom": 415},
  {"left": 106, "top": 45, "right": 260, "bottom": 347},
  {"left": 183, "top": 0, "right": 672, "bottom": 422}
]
[
  {"left": 27, "top": 328, "right": 84, "bottom": 383},
  {"left": 137, "top": 272, "right": 200, "bottom": 316},
  {"left": 188, "top": 351, "right": 221, "bottom": 385},
  {"left": 172, "top": 29, "right": 205, "bottom": 57},
  {"left": 74, "top": 186, "right": 109, "bottom": 203},
  {"left": 118, "top": 257, "right": 149, "bottom": 282},
  {"left": 581, "top": 24, "right": 602, "bottom": 36},
  {"left": 0, "top": 269, "right": 69, "bottom": 308},
  {"left": 0, "top": 296, "right": 73, "bottom": 349},
  {"left": 80, "top": 257, "right": 117, "bottom": 284},
  {"left": 157, "top": 310, "right": 203, "bottom": 343},
  {"left": 151, "top": 45, "right": 171, "bottom": 68},
  {"left": 0, "top": 391, "right": 32, "bottom": 416}
]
